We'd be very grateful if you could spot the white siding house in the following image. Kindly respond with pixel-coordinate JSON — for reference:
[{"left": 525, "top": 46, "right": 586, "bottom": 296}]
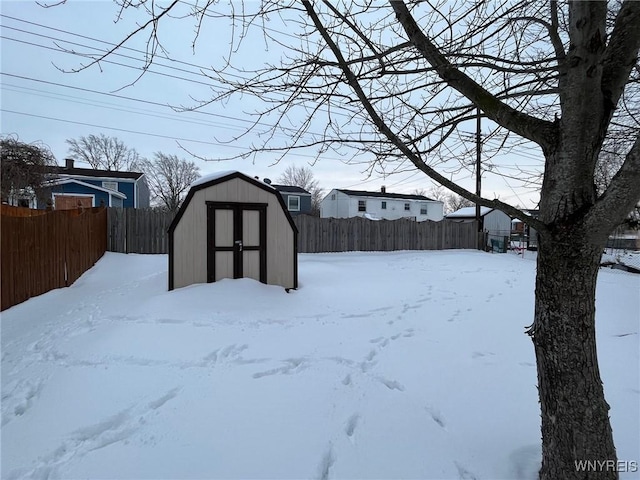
[
  {"left": 445, "top": 206, "right": 512, "bottom": 247},
  {"left": 320, "top": 187, "right": 444, "bottom": 221}
]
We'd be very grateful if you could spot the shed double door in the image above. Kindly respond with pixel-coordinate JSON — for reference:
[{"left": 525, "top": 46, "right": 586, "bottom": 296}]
[{"left": 207, "top": 202, "right": 267, "bottom": 283}]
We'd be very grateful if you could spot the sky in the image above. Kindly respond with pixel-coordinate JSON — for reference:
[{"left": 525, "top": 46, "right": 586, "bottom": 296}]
[
  {"left": 2, "top": 251, "right": 638, "bottom": 479},
  {"left": 1, "top": 1, "right": 544, "bottom": 208}
]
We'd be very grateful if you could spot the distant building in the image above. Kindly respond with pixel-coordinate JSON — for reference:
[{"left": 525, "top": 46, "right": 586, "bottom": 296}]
[
  {"left": 446, "top": 206, "right": 511, "bottom": 247},
  {"left": 40, "top": 158, "right": 150, "bottom": 209},
  {"left": 320, "top": 186, "right": 444, "bottom": 221},
  {"left": 270, "top": 184, "right": 313, "bottom": 216},
  {"left": 511, "top": 209, "right": 539, "bottom": 249}
]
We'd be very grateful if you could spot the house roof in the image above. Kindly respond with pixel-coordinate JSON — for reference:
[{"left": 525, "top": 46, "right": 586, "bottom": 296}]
[
  {"left": 45, "top": 165, "right": 144, "bottom": 180},
  {"left": 45, "top": 178, "right": 127, "bottom": 199},
  {"left": 336, "top": 189, "right": 436, "bottom": 201},
  {"left": 445, "top": 206, "right": 493, "bottom": 218},
  {"left": 271, "top": 184, "right": 311, "bottom": 195}
]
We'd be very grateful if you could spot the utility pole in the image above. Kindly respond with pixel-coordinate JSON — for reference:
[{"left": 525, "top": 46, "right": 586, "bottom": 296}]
[{"left": 475, "top": 107, "right": 483, "bottom": 249}]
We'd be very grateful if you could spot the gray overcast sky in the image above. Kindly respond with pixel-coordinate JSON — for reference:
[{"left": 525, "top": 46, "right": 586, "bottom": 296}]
[{"left": 1, "top": 1, "right": 543, "bottom": 208}]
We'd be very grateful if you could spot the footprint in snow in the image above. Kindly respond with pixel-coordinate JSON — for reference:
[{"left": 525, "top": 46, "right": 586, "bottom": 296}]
[
  {"left": 425, "top": 405, "right": 446, "bottom": 428},
  {"left": 345, "top": 414, "right": 360, "bottom": 441},
  {"left": 317, "top": 444, "right": 335, "bottom": 480},
  {"left": 2, "top": 379, "right": 45, "bottom": 426},
  {"left": 378, "top": 377, "right": 405, "bottom": 391},
  {"left": 9, "top": 387, "right": 181, "bottom": 480},
  {"left": 454, "top": 461, "right": 478, "bottom": 480},
  {"left": 252, "top": 358, "right": 307, "bottom": 378}
]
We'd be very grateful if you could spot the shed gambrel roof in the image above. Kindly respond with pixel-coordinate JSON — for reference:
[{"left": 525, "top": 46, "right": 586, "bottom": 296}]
[
  {"left": 336, "top": 189, "right": 436, "bottom": 201},
  {"left": 168, "top": 171, "right": 298, "bottom": 235}
]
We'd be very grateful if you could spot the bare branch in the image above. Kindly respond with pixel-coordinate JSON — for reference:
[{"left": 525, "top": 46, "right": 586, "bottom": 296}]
[{"left": 389, "top": 0, "right": 556, "bottom": 149}]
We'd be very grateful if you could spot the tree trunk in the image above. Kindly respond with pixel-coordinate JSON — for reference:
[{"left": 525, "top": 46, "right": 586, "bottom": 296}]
[{"left": 531, "top": 228, "right": 618, "bottom": 480}]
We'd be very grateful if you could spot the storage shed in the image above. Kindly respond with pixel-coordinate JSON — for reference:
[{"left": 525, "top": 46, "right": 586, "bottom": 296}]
[
  {"left": 445, "top": 206, "right": 512, "bottom": 248},
  {"left": 168, "top": 171, "right": 298, "bottom": 290}
]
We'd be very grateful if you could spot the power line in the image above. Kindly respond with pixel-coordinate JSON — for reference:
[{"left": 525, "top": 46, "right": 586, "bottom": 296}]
[
  {"left": 0, "top": 72, "right": 277, "bottom": 129},
  {"left": 1, "top": 83, "right": 246, "bottom": 132},
  {"left": 0, "top": 11, "right": 312, "bottom": 82},
  {"left": 1, "top": 108, "right": 381, "bottom": 170},
  {"left": 0, "top": 73, "right": 369, "bottom": 165},
  {"left": 1, "top": 108, "right": 246, "bottom": 148},
  {"left": 0, "top": 35, "right": 218, "bottom": 88},
  {"left": 0, "top": 20, "right": 218, "bottom": 80}
]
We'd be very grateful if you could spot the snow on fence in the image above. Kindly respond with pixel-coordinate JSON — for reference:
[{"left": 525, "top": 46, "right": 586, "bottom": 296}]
[
  {"left": 106, "top": 209, "right": 480, "bottom": 254},
  {"left": 1, "top": 205, "right": 107, "bottom": 311}
]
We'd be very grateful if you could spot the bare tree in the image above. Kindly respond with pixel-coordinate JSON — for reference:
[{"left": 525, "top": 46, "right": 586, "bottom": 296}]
[
  {"left": 276, "top": 165, "right": 323, "bottom": 216},
  {"left": 1, "top": 135, "right": 56, "bottom": 207},
  {"left": 57, "top": 1, "right": 640, "bottom": 478},
  {"left": 138, "top": 153, "right": 200, "bottom": 213},
  {"left": 425, "top": 186, "right": 446, "bottom": 202},
  {"left": 423, "top": 187, "right": 477, "bottom": 213},
  {"left": 446, "top": 194, "right": 475, "bottom": 214},
  {"left": 66, "top": 134, "right": 140, "bottom": 171}
]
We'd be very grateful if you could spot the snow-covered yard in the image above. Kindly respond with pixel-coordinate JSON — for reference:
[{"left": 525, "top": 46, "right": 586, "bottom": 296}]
[{"left": 2, "top": 250, "right": 638, "bottom": 479}]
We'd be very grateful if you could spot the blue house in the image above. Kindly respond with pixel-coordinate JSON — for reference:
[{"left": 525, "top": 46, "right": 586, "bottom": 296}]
[
  {"left": 270, "top": 184, "right": 312, "bottom": 216},
  {"left": 41, "top": 159, "right": 150, "bottom": 209}
]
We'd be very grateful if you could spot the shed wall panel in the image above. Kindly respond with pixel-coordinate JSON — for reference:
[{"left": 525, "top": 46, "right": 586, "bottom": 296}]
[
  {"left": 216, "top": 251, "right": 233, "bottom": 281},
  {"left": 216, "top": 209, "right": 234, "bottom": 247},
  {"left": 243, "top": 250, "right": 260, "bottom": 280},
  {"left": 173, "top": 189, "right": 207, "bottom": 288},
  {"left": 243, "top": 210, "right": 260, "bottom": 246}
]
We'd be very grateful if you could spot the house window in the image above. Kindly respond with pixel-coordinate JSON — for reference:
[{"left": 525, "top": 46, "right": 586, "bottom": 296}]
[
  {"left": 420, "top": 203, "right": 428, "bottom": 215},
  {"left": 381, "top": 201, "right": 387, "bottom": 210},
  {"left": 102, "top": 181, "right": 118, "bottom": 191},
  {"left": 331, "top": 194, "right": 336, "bottom": 200},
  {"left": 404, "top": 202, "right": 411, "bottom": 211},
  {"left": 358, "top": 200, "right": 366, "bottom": 212},
  {"left": 288, "top": 195, "right": 300, "bottom": 211}
]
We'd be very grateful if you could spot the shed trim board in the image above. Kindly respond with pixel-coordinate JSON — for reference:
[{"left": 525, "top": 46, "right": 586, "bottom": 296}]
[
  {"left": 206, "top": 201, "right": 268, "bottom": 283},
  {"left": 168, "top": 171, "right": 298, "bottom": 291}
]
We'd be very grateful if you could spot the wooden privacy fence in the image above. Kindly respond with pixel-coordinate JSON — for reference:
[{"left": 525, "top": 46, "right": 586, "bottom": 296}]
[
  {"left": 107, "top": 208, "right": 174, "bottom": 254},
  {"left": 294, "top": 215, "right": 479, "bottom": 252},
  {"left": 1, "top": 205, "right": 107, "bottom": 311},
  {"left": 106, "top": 208, "right": 478, "bottom": 254}
]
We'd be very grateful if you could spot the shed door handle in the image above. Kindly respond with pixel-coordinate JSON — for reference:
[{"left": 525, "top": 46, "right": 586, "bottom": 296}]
[{"left": 235, "top": 240, "right": 243, "bottom": 252}]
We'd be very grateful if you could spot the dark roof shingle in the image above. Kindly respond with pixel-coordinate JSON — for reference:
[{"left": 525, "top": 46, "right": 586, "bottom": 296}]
[
  {"left": 44, "top": 165, "right": 144, "bottom": 180},
  {"left": 337, "top": 189, "right": 435, "bottom": 201},
  {"left": 271, "top": 184, "right": 311, "bottom": 194}
]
